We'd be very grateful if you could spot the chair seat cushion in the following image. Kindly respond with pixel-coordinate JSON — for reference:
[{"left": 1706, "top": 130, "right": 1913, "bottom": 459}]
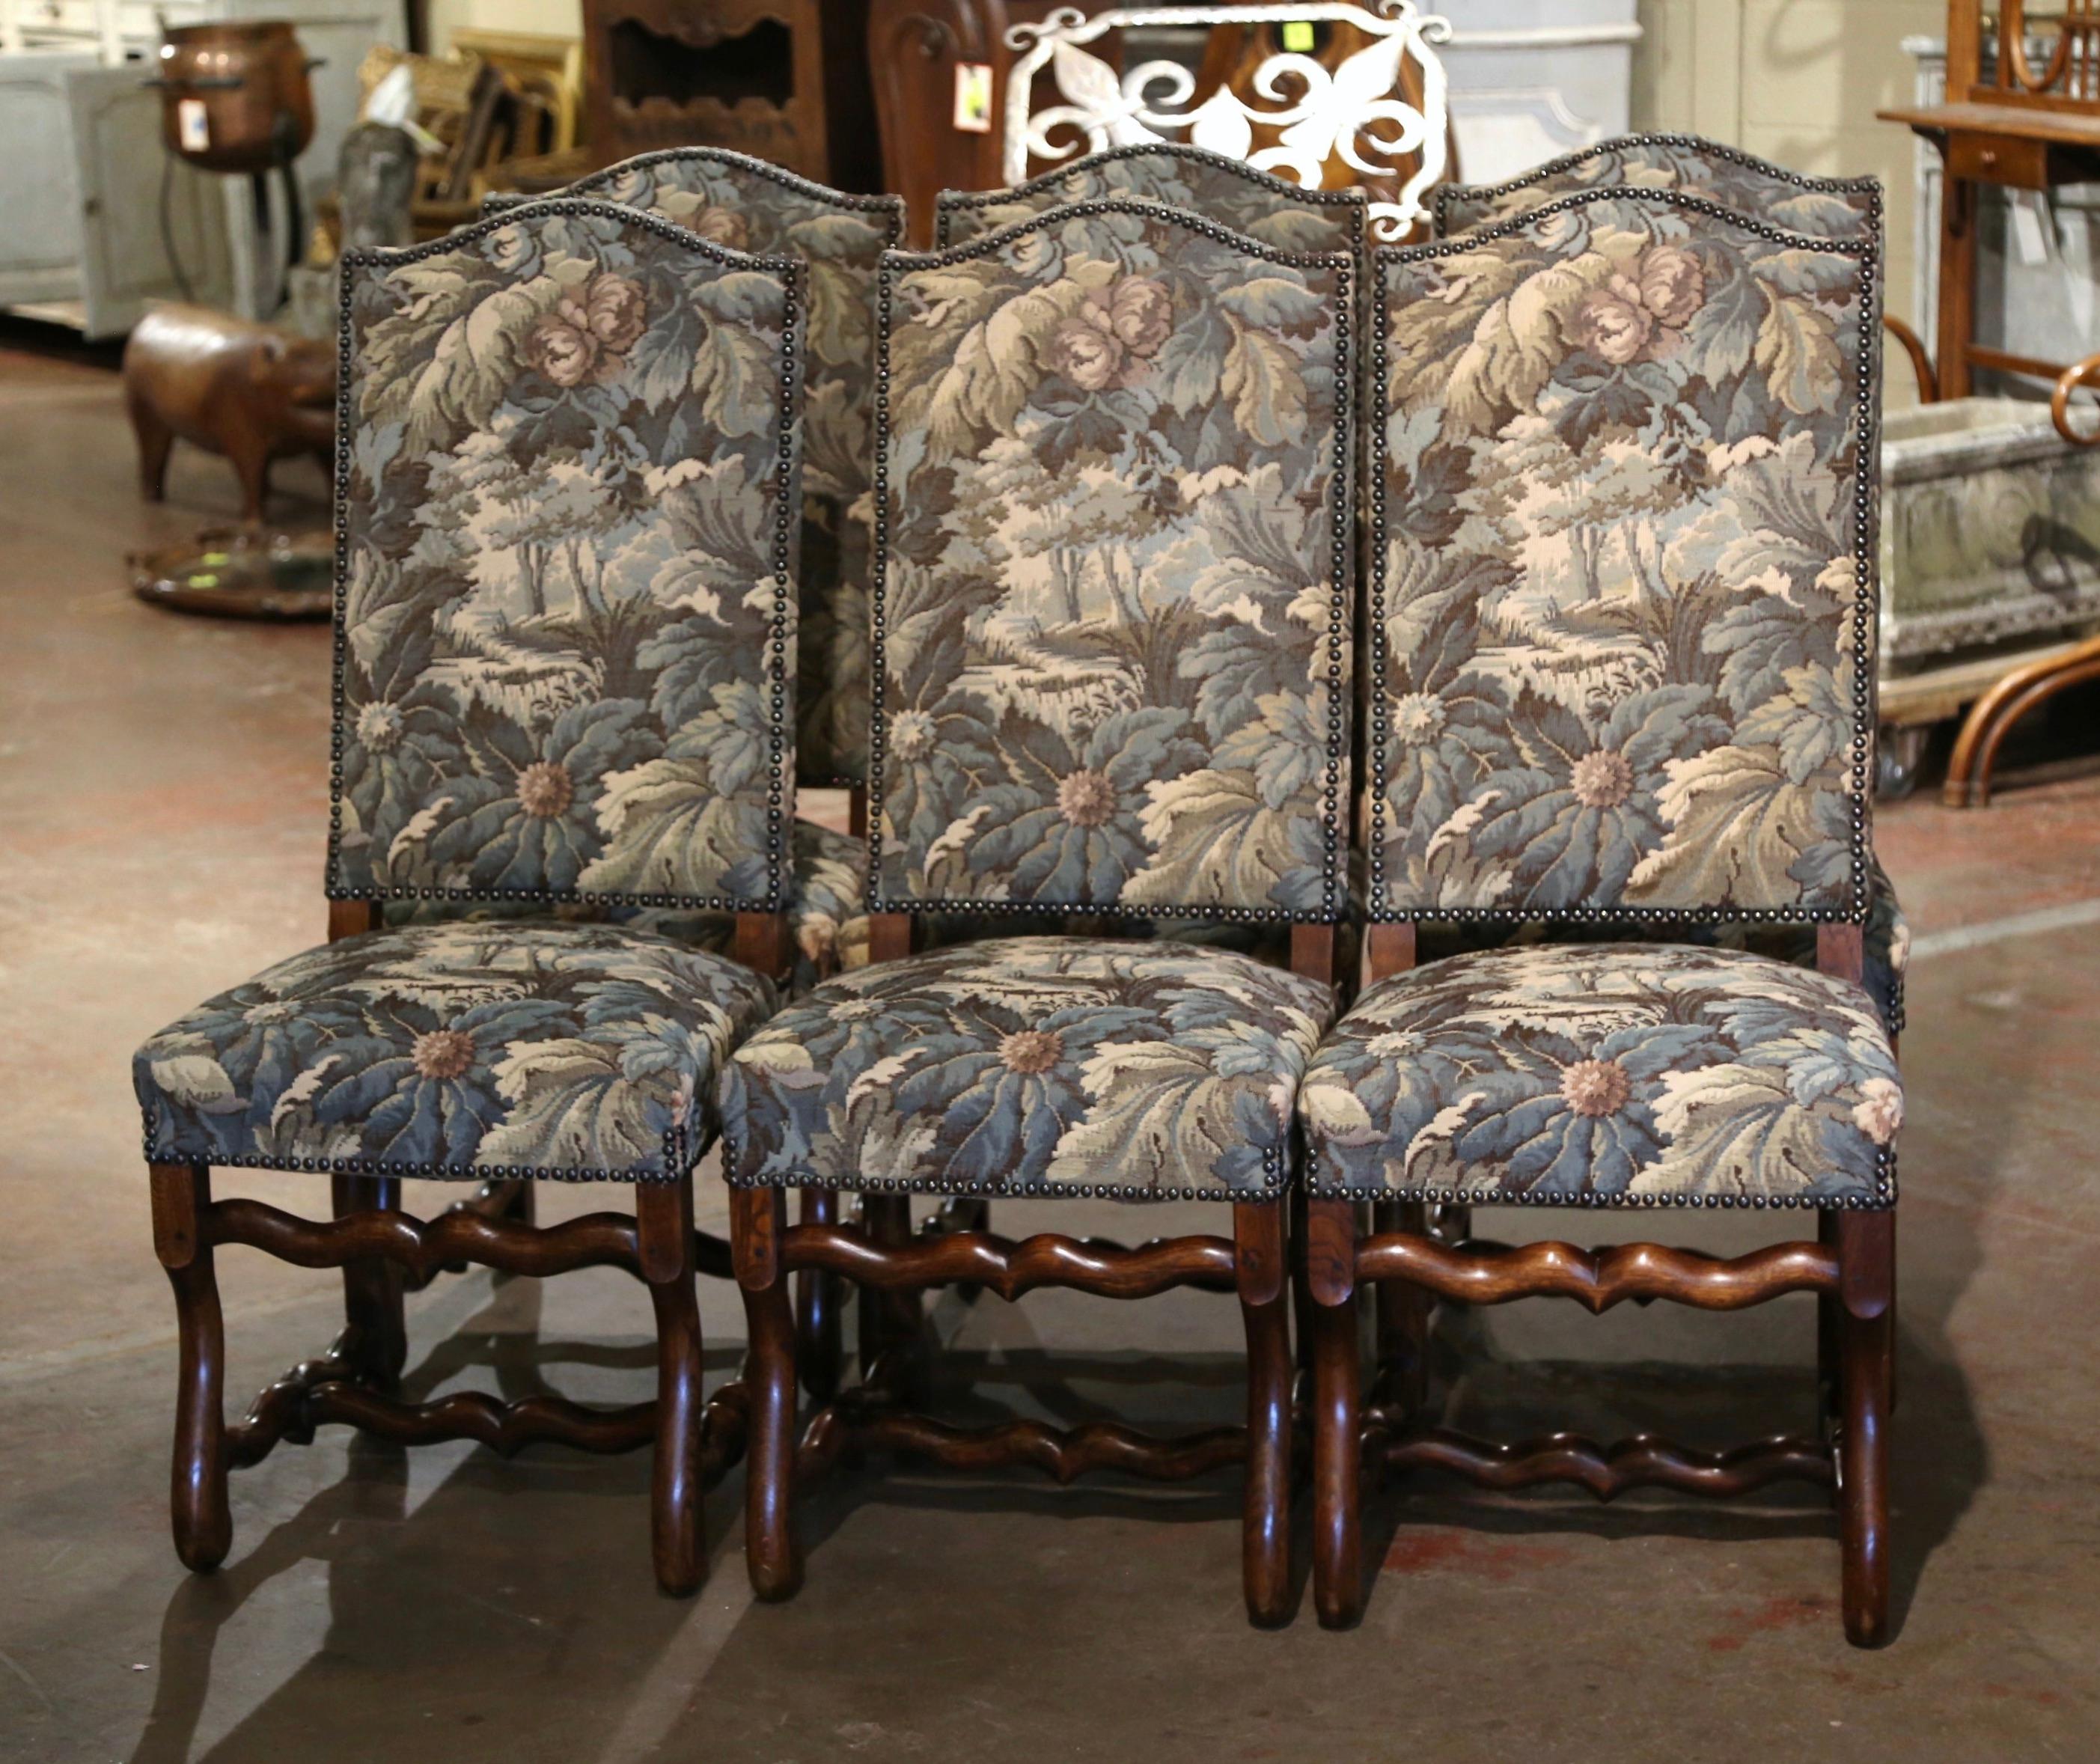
[
  {"left": 1300, "top": 943, "right": 1900, "bottom": 1209},
  {"left": 135, "top": 923, "right": 777, "bottom": 1180},
  {"left": 383, "top": 817, "right": 867, "bottom": 995},
  {"left": 721, "top": 937, "right": 1335, "bottom": 1200},
  {"left": 1412, "top": 855, "right": 1912, "bottom": 1035},
  {"left": 912, "top": 856, "right": 1911, "bottom": 1033}
]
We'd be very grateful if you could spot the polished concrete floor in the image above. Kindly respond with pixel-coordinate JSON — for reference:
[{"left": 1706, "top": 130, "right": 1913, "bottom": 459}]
[{"left": 4, "top": 323, "right": 2100, "bottom": 1763}]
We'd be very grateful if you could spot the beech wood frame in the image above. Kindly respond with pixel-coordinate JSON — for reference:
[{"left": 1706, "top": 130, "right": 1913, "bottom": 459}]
[
  {"left": 150, "top": 898, "right": 802, "bottom": 1596},
  {"left": 1305, "top": 919, "right": 1896, "bottom": 1646},
  {"left": 729, "top": 915, "right": 1336, "bottom": 1626}
]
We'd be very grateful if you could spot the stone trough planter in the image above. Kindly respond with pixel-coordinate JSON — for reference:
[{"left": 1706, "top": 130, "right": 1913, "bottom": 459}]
[{"left": 1878, "top": 396, "right": 2100, "bottom": 793}]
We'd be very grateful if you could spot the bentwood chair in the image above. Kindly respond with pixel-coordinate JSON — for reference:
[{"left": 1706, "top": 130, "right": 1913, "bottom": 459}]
[
  {"left": 493, "top": 149, "right": 905, "bottom": 811},
  {"left": 716, "top": 197, "right": 1355, "bottom": 1624},
  {"left": 1299, "top": 187, "right": 1902, "bottom": 1645},
  {"left": 131, "top": 198, "right": 806, "bottom": 1594}
]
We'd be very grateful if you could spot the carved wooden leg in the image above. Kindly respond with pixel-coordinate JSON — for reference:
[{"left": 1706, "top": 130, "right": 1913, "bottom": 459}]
[
  {"left": 1289, "top": 1185, "right": 1314, "bottom": 1391},
  {"left": 1307, "top": 1199, "right": 1363, "bottom": 1629},
  {"left": 1816, "top": 1207, "right": 1841, "bottom": 1438},
  {"left": 332, "top": 1173, "right": 406, "bottom": 1389},
  {"left": 796, "top": 1188, "right": 844, "bottom": 1401},
  {"left": 733, "top": 1185, "right": 802, "bottom": 1600},
  {"left": 858, "top": 1193, "right": 922, "bottom": 1390},
  {"left": 1430, "top": 1201, "right": 1474, "bottom": 1248},
  {"left": 1837, "top": 1210, "right": 1894, "bottom": 1647},
  {"left": 926, "top": 1194, "right": 992, "bottom": 1302},
  {"left": 639, "top": 1177, "right": 706, "bottom": 1597},
  {"left": 1236, "top": 1200, "right": 1291, "bottom": 1628},
  {"left": 1889, "top": 1210, "right": 1899, "bottom": 1417},
  {"left": 151, "top": 1163, "right": 231, "bottom": 1572},
  {"left": 1373, "top": 1200, "right": 1430, "bottom": 1418}
]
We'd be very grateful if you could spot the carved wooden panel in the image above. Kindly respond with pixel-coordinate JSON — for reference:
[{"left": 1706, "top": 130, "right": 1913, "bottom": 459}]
[
  {"left": 867, "top": 0, "right": 1063, "bottom": 242},
  {"left": 582, "top": 0, "right": 876, "bottom": 189}
]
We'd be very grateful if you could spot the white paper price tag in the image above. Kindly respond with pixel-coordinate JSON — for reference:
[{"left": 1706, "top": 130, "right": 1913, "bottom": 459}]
[{"left": 953, "top": 64, "right": 992, "bottom": 134}]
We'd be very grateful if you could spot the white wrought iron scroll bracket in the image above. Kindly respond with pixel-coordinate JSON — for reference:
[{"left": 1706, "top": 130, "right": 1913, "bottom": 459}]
[{"left": 1004, "top": 0, "right": 1455, "bottom": 240}]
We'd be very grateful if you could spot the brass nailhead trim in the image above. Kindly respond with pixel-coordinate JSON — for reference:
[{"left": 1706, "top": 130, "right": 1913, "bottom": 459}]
[
  {"left": 864, "top": 196, "right": 1355, "bottom": 927},
  {"left": 934, "top": 140, "right": 1366, "bottom": 248},
  {"left": 1366, "top": 184, "right": 1880, "bottom": 930},
  {"left": 327, "top": 198, "right": 806, "bottom": 917},
  {"left": 1432, "top": 132, "right": 1884, "bottom": 235}
]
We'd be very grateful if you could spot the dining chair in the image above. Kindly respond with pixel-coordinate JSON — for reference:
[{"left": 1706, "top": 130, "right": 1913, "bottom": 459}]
[
  {"left": 492, "top": 148, "right": 906, "bottom": 813},
  {"left": 131, "top": 197, "right": 806, "bottom": 1594},
  {"left": 716, "top": 195, "right": 1355, "bottom": 1625},
  {"left": 489, "top": 152, "right": 903, "bottom": 1379},
  {"left": 1300, "top": 186, "right": 1901, "bottom": 1645},
  {"left": 1420, "top": 137, "right": 1910, "bottom": 1257}
]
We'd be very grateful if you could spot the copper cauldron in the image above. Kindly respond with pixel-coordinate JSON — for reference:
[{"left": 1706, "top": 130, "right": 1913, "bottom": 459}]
[{"left": 152, "top": 22, "right": 316, "bottom": 174}]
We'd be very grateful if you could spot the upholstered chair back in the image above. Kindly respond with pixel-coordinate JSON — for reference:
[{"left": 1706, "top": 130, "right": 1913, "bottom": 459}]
[
  {"left": 1435, "top": 135, "right": 1881, "bottom": 243},
  {"left": 491, "top": 150, "right": 904, "bottom": 790},
  {"left": 872, "top": 198, "right": 1355, "bottom": 924},
  {"left": 332, "top": 198, "right": 805, "bottom": 913},
  {"left": 1370, "top": 187, "right": 1881, "bottom": 927},
  {"left": 936, "top": 144, "right": 1366, "bottom": 257}
]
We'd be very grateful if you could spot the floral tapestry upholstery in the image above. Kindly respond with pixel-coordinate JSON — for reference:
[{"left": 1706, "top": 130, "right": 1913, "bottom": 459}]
[
  {"left": 332, "top": 199, "right": 804, "bottom": 911},
  {"left": 1370, "top": 189, "right": 1880, "bottom": 923},
  {"left": 382, "top": 817, "right": 870, "bottom": 996},
  {"left": 721, "top": 937, "right": 1333, "bottom": 1199},
  {"left": 493, "top": 153, "right": 900, "bottom": 788},
  {"left": 873, "top": 199, "right": 1354, "bottom": 919},
  {"left": 1435, "top": 135, "right": 1880, "bottom": 243},
  {"left": 135, "top": 922, "right": 778, "bottom": 1180},
  {"left": 915, "top": 849, "right": 1911, "bottom": 1030},
  {"left": 1299, "top": 942, "right": 1900, "bottom": 1206},
  {"left": 936, "top": 144, "right": 1365, "bottom": 257}
]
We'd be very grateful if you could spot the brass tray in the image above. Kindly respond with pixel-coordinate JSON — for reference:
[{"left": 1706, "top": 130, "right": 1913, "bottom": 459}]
[{"left": 130, "top": 529, "right": 333, "bottom": 621}]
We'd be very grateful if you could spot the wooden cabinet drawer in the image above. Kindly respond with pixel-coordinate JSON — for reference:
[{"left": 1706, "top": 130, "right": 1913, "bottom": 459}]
[{"left": 1948, "top": 131, "right": 2050, "bottom": 189}]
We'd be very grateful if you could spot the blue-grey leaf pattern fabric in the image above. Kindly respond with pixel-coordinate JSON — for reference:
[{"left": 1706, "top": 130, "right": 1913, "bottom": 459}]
[
  {"left": 494, "top": 153, "right": 900, "bottom": 787},
  {"left": 915, "top": 849, "right": 1911, "bottom": 1031},
  {"left": 383, "top": 817, "right": 870, "bottom": 996},
  {"left": 874, "top": 201, "right": 1354, "bottom": 917},
  {"left": 1436, "top": 135, "right": 1879, "bottom": 243},
  {"left": 135, "top": 923, "right": 777, "bottom": 1179},
  {"left": 938, "top": 144, "right": 1364, "bottom": 256},
  {"left": 721, "top": 937, "right": 1333, "bottom": 1198},
  {"left": 1372, "top": 189, "right": 1878, "bottom": 920},
  {"left": 331, "top": 201, "right": 801, "bottom": 909},
  {"left": 1299, "top": 942, "right": 1900, "bottom": 1205}
]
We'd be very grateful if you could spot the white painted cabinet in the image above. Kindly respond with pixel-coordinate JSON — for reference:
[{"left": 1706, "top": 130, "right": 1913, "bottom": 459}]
[
  {"left": 1441, "top": 0, "right": 1641, "bottom": 187},
  {"left": 0, "top": 49, "right": 98, "bottom": 308},
  {"left": 0, "top": 0, "right": 405, "bottom": 338},
  {"left": 66, "top": 61, "right": 236, "bottom": 330}
]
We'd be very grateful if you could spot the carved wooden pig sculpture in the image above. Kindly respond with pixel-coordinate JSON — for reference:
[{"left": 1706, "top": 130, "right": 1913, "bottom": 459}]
[{"left": 123, "top": 305, "right": 337, "bottom": 523}]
